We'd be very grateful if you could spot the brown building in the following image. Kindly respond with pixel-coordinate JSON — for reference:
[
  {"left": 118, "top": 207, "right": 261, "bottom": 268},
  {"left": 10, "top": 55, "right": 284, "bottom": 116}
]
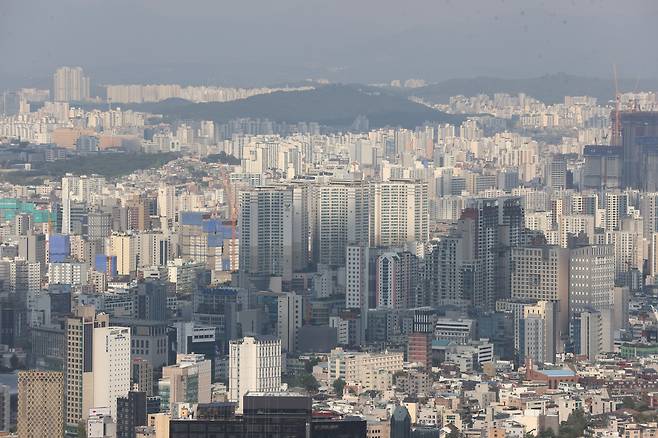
[
  {"left": 407, "top": 332, "right": 432, "bottom": 369},
  {"left": 17, "top": 370, "right": 64, "bottom": 438}
]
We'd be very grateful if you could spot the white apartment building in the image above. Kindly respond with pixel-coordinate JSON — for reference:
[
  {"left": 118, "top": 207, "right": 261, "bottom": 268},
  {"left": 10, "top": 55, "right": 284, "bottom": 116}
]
[
  {"left": 239, "top": 186, "right": 294, "bottom": 281},
  {"left": 369, "top": 179, "right": 428, "bottom": 247},
  {"left": 559, "top": 214, "right": 595, "bottom": 247},
  {"left": 345, "top": 245, "right": 369, "bottom": 311},
  {"left": 312, "top": 181, "right": 369, "bottom": 267},
  {"left": 49, "top": 261, "right": 88, "bottom": 285}
]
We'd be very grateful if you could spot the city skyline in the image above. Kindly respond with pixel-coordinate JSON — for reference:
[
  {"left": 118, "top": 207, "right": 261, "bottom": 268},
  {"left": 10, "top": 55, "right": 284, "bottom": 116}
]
[
  {"left": 3, "top": 2, "right": 658, "bottom": 438},
  {"left": 2, "top": 0, "right": 658, "bottom": 88}
]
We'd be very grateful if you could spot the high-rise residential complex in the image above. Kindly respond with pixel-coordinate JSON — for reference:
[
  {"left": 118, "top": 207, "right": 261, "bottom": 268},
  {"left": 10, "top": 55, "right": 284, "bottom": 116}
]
[
  {"left": 460, "top": 196, "right": 525, "bottom": 311},
  {"left": 277, "top": 291, "right": 302, "bottom": 352},
  {"left": 521, "top": 301, "right": 558, "bottom": 364},
  {"left": 238, "top": 186, "right": 294, "bottom": 283},
  {"left": 53, "top": 66, "right": 90, "bottom": 102},
  {"left": 312, "top": 180, "right": 369, "bottom": 267},
  {"left": 345, "top": 245, "right": 370, "bottom": 312},
  {"left": 369, "top": 179, "right": 428, "bottom": 247}
]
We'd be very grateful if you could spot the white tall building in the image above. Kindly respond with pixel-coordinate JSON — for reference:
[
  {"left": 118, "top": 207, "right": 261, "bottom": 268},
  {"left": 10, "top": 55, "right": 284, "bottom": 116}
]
[
  {"left": 108, "top": 233, "right": 137, "bottom": 276},
  {"left": 604, "top": 192, "right": 628, "bottom": 231},
  {"left": 92, "top": 326, "right": 131, "bottom": 419},
  {"left": 569, "top": 245, "right": 614, "bottom": 320},
  {"left": 277, "top": 292, "right": 302, "bottom": 352},
  {"left": 313, "top": 181, "right": 369, "bottom": 267},
  {"left": 579, "top": 310, "right": 613, "bottom": 361},
  {"left": 640, "top": 192, "right": 658, "bottom": 238},
  {"left": 157, "top": 183, "right": 176, "bottom": 222},
  {"left": 559, "top": 214, "right": 595, "bottom": 247},
  {"left": 369, "top": 179, "right": 428, "bottom": 247},
  {"left": 228, "top": 336, "right": 281, "bottom": 412},
  {"left": 239, "top": 186, "right": 294, "bottom": 282},
  {"left": 61, "top": 175, "right": 105, "bottom": 235},
  {"left": 53, "top": 66, "right": 90, "bottom": 102},
  {"left": 49, "top": 261, "right": 88, "bottom": 286},
  {"left": 522, "top": 301, "right": 558, "bottom": 364},
  {"left": 345, "top": 245, "right": 369, "bottom": 311}
]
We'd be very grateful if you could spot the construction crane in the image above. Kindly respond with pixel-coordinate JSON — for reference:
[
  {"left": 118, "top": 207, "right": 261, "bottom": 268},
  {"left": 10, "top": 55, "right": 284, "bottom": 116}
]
[
  {"left": 220, "top": 169, "right": 238, "bottom": 272},
  {"left": 612, "top": 65, "right": 622, "bottom": 146}
]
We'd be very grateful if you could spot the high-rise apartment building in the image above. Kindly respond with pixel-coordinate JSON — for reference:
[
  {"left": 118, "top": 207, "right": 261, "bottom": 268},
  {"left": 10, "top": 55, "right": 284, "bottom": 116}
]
[
  {"left": 277, "top": 292, "right": 302, "bottom": 352},
  {"left": 641, "top": 192, "right": 658, "bottom": 239},
  {"left": 460, "top": 196, "right": 525, "bottom": 311},
  {"left": 369, "top": 179, "right": 428, "bottom": 247},
  {"left": 345, "top": 245, "right": 369, "bottom": 312},
  {"left": 18, "top": 370, "right": 64, "bottom": 438},
  {"left": 558, "top": 215, "right": 595, "bottom": 247},
  {"left": 425, "top": 234, "right": 470, "bottom": 307},
  {"left": 604, "top": 192, "right": 628, "bottom": 231},
  {"left": 521, "top": 301, "right": 558, "bottom": 364},
  {"left": 239, "top": 186, "right": 294, "bottom": 282},
  {"left": 375, "top": 251, "right": 419, "bottom": 310},
  {"left": 53, "top": 66, "right": 90, "bottom": 102},
  {"left": 312, "top": 181, "right": 369, "bottom": 267},
  {"left": 578, "top": 310, "right": 613, "bottom": 361},
  {"left": 108, "top": 233, "right": 137, "bottom": 276},
  {"left": 228, "top": 336, "right": 281, "bottom": 412},
  {"left": 510, "top": 245, "right": 570, "bottom": 340},
  {"left": 544, "top": 154, "right": 567, "bottom": 190},
  {"left": 157, "top": 183, "right": 176, "bottom": 222}
]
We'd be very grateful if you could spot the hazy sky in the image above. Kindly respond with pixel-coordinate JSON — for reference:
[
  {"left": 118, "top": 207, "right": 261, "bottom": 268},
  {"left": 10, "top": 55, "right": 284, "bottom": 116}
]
[{"left": 1, "top": 0, "right": 658, "bottom": 87}]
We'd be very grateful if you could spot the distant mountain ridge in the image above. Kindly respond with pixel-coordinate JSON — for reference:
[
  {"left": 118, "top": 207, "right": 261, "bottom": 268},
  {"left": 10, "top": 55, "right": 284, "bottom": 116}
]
[
  {"left": 126, "top": 84, "right": 463, "bottom": 129},
  {"left": 405, "top": 73, "right": 658, "bottom": 104}
]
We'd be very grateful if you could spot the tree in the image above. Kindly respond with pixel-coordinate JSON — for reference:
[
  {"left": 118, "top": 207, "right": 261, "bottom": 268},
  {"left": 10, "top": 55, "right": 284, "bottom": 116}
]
[
  {"left": 77, "top": 420, "right": 87, "bottom": 438},
  {"left": 558, "top": 410, "right": 588, "bottom": 438},
  {"left": 304, "top": 357, "right": 321, "bottom": 373},
  {"left": 333, "top": 378, "right": 346, "bottom": 397},
  {"left": 300, "top": 374, "right": 319, "bottom": 393}
]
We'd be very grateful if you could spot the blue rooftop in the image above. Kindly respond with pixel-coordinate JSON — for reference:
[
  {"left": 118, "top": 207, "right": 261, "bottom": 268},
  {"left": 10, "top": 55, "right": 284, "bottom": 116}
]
[{"left": 540, "top": 369, "right": 575, "bottom": 377}]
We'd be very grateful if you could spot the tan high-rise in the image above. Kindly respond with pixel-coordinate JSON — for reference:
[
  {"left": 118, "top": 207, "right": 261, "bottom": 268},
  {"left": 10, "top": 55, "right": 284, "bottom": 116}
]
[{"left": 18, "top": 370, "right": 64, "bottom": 438}]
